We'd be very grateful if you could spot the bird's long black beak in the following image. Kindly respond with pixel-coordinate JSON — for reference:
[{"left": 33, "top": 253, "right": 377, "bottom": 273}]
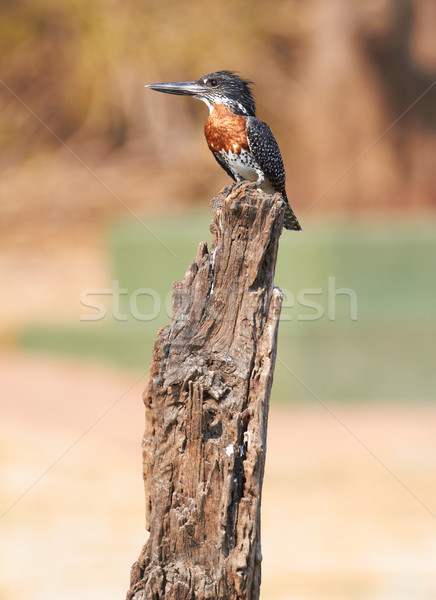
[{"left": 145, "top": 80, "right": 207, "bottom": 97}]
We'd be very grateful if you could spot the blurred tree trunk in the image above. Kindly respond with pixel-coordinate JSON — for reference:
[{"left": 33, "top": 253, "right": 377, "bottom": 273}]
[{"left": 127, "top": 183, "right": 284, "bottom": 600}]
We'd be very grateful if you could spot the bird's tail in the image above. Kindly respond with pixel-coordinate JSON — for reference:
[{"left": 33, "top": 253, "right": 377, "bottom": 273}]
[{"left": 284, "top": 202, "right": 302, "bottom": 231}]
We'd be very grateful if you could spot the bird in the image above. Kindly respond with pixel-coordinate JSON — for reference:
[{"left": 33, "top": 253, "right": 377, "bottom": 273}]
[{"left": 146, "top": 70, "right": 301, "bottom": 231}]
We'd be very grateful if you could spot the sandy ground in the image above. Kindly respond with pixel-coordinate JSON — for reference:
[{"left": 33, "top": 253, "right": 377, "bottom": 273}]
[{"left": 1, "top": 352, "right": 436, "bottom": 600}]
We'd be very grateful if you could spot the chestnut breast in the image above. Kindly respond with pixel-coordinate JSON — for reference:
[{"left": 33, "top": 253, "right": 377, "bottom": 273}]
[{"left": 204, "top": 103, "right": 250, "bottom": 155}]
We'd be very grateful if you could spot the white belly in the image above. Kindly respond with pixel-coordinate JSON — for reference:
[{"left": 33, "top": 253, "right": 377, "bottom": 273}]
[
  {"left": 221, "top": 148, "right": 257, "bottom": 179},
  {"left": 219, "top": 148, "right": 275, "bottom": 194}
]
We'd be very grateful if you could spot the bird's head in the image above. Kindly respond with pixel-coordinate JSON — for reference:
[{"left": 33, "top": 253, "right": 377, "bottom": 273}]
[{"left": 146, "top": 70, "right": 256, "bottom": 117}]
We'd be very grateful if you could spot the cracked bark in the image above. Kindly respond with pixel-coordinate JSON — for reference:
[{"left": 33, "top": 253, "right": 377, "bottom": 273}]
[{"left": 127, "top": 183, "right": 284, "bottom": 600}]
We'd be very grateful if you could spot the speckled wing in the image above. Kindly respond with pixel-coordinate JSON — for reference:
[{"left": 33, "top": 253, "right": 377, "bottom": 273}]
[
  {"left": 246, "top": 117, "right": 301, "bottom": 231},
  {"left": 246, "top": 117, "right": 286, "bottom": 194}
]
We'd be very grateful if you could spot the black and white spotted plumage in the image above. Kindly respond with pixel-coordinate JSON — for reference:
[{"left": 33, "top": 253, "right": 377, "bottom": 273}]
[
  {"left": 246, "top": 118, "right": 286, "bottom": 195},
  {"left": 245, "top": 117, "right": 301, "bottom": 231},
  {"left": 211, "top": 150, "right": 238, "bottom": 182}
]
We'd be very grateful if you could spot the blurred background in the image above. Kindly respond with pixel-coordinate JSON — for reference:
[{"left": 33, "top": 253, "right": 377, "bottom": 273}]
[{"left": 1, "top": 0, "right": 436, "bottom": 598}]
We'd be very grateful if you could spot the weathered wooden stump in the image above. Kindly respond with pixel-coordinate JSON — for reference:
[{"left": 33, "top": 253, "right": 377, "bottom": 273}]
[{"left": 127, "top": 183, "right": 284, "bottom": 600}]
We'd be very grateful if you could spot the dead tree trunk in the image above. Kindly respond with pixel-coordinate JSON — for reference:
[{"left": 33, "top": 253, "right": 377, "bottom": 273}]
[{"left": 127, "top": 183, "right": 284, "bottom": 600}]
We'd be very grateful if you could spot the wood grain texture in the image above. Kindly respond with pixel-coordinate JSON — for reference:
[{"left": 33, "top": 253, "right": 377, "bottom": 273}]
[{"left": 127, "top": 183, "right": 284, "bottom": 600}]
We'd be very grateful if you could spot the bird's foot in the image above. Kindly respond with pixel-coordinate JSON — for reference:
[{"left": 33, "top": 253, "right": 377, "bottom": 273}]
[
  {"left": 228, "top": 181, "right": 257, "bottom": 197},
  {"left": 229, "top": 180, "right": 249, "bottom": 193},
  {"left": 234, "top": 180, "right": 246, "bottom": 190}
]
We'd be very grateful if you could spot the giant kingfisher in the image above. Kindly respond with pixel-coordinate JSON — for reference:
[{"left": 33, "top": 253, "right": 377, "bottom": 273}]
[{"left": 146, "top": 70, "right": 301, "bottom": 231}]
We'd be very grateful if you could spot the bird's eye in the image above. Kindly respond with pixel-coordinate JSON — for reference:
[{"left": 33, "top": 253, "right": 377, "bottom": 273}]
[{"left": 208, "top": 78, "right": 218, "bottom": 87}]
